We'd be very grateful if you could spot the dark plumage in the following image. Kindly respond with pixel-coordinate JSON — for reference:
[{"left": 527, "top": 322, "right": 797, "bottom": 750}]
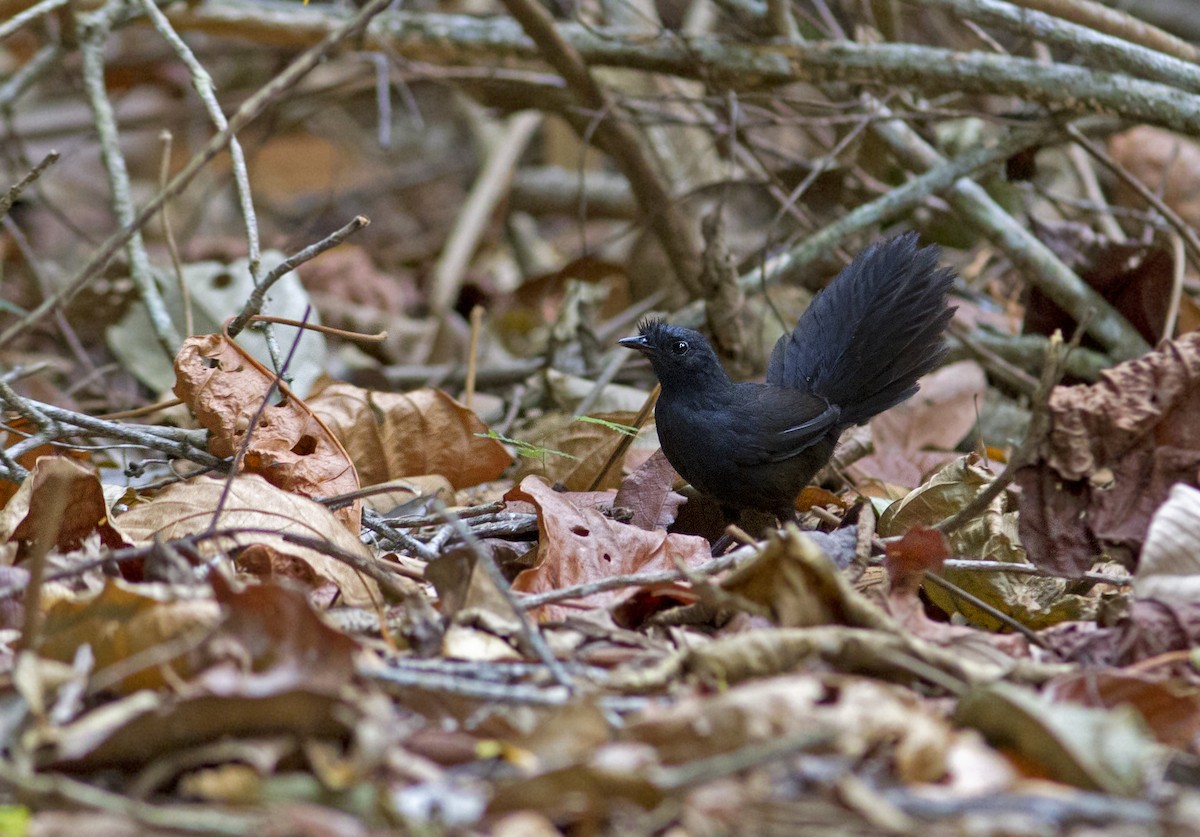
[{"left": 618, "top": 232, "right": 955, "bottom": 520}]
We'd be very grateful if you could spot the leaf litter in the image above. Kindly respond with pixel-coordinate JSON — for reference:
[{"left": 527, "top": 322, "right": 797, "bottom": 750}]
[{"left": 5, "top": 8, "right": 1200, "bottom": 833}]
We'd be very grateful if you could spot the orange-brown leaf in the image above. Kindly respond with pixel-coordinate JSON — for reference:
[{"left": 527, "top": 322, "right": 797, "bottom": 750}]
[{"left": 173, "top": 334, "right": 360, "bottom": 531}]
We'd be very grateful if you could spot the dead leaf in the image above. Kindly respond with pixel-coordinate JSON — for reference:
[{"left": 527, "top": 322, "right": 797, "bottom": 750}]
[
  {"left": 0, "top": 456, "right": 124, "bottom": 555},
  {"left": 512, "top": 412, "right": 640, "bottom": 492},
  {"left": 955, "top": 681, "right": 1159, "bottom": 795},
  {"left": 113, "top": 475, "right": 380, "bottom": 608},
  {"left": 38, "top": 579, "right": 221, "bottom": 694},
  {"left": 1109, "top": 126, "right": 1200, "bottom": 230},
  {"left": 1134, "top": 483, "right": 1200, "bottom": 601},
  {"left": 884, "top": 525, "right": 949, "bottom": 597},
  {"left": 613, "top": 449, "right": 686, "bottom": 531},
  {"left": 309, "top": 383, "right": 511, "bottom": 490},
  {"left": 721, "top": 527, "right": 865, "bottom": 627},
  {"left": 853, "top": 362, "right": 988, "bottom": 488},
  {"left": 1017, "top": 330, "right": 1200, "bottom": 576},
  {"left": 881, "top": 456, "right": 1087, "bottom": 630},
  {"left": 1046, "top": 670, "right": 1200, "bottom": 752},
  {"left": 507, "top": 476, "right": 709, "bottom": 620},
  {"left": 1025, "top": 218, "right": 1173, "bottom": 346},
  {"left": 173, "top": 334, "right": 360, "bottom": 531}
]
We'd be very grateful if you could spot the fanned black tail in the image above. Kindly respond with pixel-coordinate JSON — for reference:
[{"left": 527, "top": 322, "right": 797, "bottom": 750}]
[{"left": 766, "top": 232, "right": 955, "bottom": 427}]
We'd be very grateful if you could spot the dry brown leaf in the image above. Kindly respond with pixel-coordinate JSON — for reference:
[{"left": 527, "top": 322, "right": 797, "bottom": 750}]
[
  {"left": 624, "top": 672, "right": 959, "bottom": 783},
  {"left": 884, "top": 525, "right": 950, "bottom": 597},
  {"left": 1017, "top": 330, "right": 1200, "bottom": 576},
  {"left": 0, "top": 420, "right": 92, "bottom": 507},
  {"left": 720, "top": 527, "right": 864, "bottom": 628},
  {"left": 202, "top": 573, "right": 359, "bottom": 694},
  {"left": 851, "top": 362, "right": 986, "bottom": 488},
  {"left": 1046, "top": 670, "right": 1200, "bottom": 752},
  {"left": 113, "top": 475, "right": 380, "bottom": 608},
  {"left": 507, "top": 476, "right": 710, "bottom": 620},
  {"left": 38, "top": 578, "right": 221, "bottom": 694},
  {"left": 1025, "top": 218, "right": 1174, "bottom": 346},
  {"left": 612, "top": 448, "right": 685, "bottom": 531},
  {"left": 173, "top": 334, "right": 361, "bottom": 531},
  {"left": 309, "top": 383, "right": 511, "bottom": 490},
  {"left": 512, "top": 412, "right": 640, "bottom": 492},
  {"left": 1109, "top": 126, "right": 1200, "bottom": 230},
  {"left": 0, "top": 456, "right": 124, "bottom": 555}
]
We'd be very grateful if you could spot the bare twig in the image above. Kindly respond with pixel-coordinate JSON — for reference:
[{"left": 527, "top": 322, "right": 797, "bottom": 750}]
[
  {"left": 435, "top": 500, "right": 574, "bottom": 689},
  {"left": 0, "top": 150, "right": 58, "bottom": 219},
  {"left": 77, "top": 3, "right": 180, "bottom": 357},
  {"left": 937, "top": 333, "right": 1068, "bottom": 535},
  {"left": 0, "top": 0, "right": 67, "bottom": 40},
  {"left": 496, "top": 0, "right": 703, "bottom": 295},
  {"left": 227, "top": 216, "right": 370, "bottom": 338},
  {"left": 518, "top": 543, "right": 752, "bottom": 609},
  {"left": 0, "top": 0, "right": 394, "bottom": 350},
  {"left": 1066, "top": 123, "right": 1200, "bottom": 271},
  {"left": 429, "top": 110, "right": 542, "bottom": 314}
]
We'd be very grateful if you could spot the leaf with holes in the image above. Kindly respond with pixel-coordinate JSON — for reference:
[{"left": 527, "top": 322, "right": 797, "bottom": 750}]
[
  {"left": 173, "top": 334, "right": 360, "bottom": 531},
  {"left": 506, "top": 475, "right": 710, "bottom": 621}
]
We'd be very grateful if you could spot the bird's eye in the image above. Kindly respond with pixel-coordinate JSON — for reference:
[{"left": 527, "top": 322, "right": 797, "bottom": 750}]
[{"left": 671, "top": 340, "right": 689, "bottom": 355}]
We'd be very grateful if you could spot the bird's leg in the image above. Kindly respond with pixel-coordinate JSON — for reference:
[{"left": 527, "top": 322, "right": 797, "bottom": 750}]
[
  {"left": 710, "top": 532, "right": 735, "bottom": 556},
  {"left": 709, "top": 504, "right": 743, "bottom": 555}
]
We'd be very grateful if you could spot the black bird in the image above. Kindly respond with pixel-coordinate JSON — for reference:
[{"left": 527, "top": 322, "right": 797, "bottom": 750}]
[{"left": 619, "top": 233, "right": 955, "bottom": 521}]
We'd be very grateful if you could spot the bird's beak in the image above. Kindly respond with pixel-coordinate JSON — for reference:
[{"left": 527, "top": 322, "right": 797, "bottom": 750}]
[{"left": 618, "top": 335, "right": 652, "bottom": 354}]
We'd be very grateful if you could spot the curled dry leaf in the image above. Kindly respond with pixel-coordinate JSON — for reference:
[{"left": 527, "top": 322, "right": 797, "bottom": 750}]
[
  {"left": 884, "top": 525, "right": 949, "bottom": 598},
  {"left": 113, "top": 475, "right": 381, "bottom": 608},
  {"left": 173, "top": 334, "right": 361, "bottom": 531},
  {"left": 624, "top": 673, "right": 958, "bottom": 783},
  {"left": 1017, "top": 331, "right": 1200, "bottom": 576},
  {"left": 506, "top": 476, "right": 710, "bottom": 621},
  {"left": 720, "top": 527, "right": 870, "bottom": 628},
  {"left": 309, "top": 383, "right": 512, "bottom": 490},
  {"left": 881, "top": 456, "right": 1086, "bottom": 630},
  {"left": 0, "top": 456, "right": 124, "bottom": 555},
  {"left": 43, "top": 579, "right": 365, "bottom": 769},
  {"left": 202, "top": 573, "right": 359, "bottom": 694},
  {"left": 1046, "top": 669, "right": 1200, "bottom": 752},
  {"left": 38, "top": 578, "right": 222, "bottom": 694},
  {"left": 955, "top": 682, "right": 1159, "bottom": 795},
  {"left": 881, "top": 524, "right": 1028, "bottom": 659},
  {"left": 1134, "top": 483, "right": 1200, "bottom": 601}
]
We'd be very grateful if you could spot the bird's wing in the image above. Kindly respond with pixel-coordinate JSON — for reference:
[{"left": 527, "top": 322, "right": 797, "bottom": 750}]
[{"left": 730, "top": 387, "right": 841, "bottom": 466}]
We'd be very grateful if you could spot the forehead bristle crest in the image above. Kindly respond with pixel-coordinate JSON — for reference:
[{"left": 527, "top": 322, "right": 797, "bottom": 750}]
[{"left": 637, "top": 316, "right": 666, "bottom": 335}]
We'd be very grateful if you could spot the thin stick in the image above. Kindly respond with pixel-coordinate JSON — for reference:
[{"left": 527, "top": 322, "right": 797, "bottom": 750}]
[
  {"left": 242, "top": 314, "right": 386, "bottom": 343},
  {"left": 518, "top": 543, "right": 752, "bottom": 609},
  {"left": 937, "top": 332, "right": 1069, "bottom": 536},
  {"left": 0, "top": 0, "right": 69, "bottom": 41},
  {"left": 1066, "top": 123, "right": 1200, "bottom": 271},
  {"left": 158, "top": 130, "right": 193, "bottom": 338},
  {"left": 0, "top": 150, "right": 58, "bottom": 219},
  {"left": 465, "top": 305, "right": 484, "bottom": 411},
  {"left": 429, "top": 110, "right": 542, "bottom": 314},
  {"left": 924, "top": 572, "right": 1047, "bottom": 648},
  {"left": 0, "top": 0, "right": 393, "bottom": 350},
  {"left": 227, "top": 215, "right": 370, "bottom": 337},
  {"left": 435, "top": 501, "right": 574, "bottom": 690},
  {"left": 1164, "top": 232, "right": 1184, "bottom": 341},
  {"left": 586, "top": 383, "right": 659, "bottom": 492},
  {"left": 19, "top": 468, "right": 71, "bottom": 652}
]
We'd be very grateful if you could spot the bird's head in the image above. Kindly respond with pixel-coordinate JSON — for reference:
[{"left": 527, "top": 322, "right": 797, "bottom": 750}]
[{"left": 618, "top": 318, "right": 729, "bottom": 390}]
